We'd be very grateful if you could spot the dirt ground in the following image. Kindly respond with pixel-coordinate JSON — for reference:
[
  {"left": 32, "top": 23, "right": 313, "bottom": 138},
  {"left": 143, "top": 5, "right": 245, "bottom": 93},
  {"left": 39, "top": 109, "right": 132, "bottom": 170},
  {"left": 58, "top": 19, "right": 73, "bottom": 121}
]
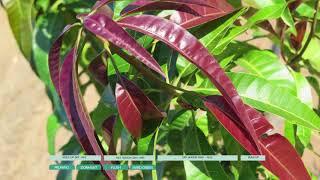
[{"left": 0, "top": 7, "right": 319, "bottom": 180}]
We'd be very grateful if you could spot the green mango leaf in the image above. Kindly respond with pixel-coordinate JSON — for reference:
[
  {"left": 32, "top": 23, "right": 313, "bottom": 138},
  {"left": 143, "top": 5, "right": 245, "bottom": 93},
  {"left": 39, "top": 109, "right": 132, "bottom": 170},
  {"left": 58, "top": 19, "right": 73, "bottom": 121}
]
[
  {"left": 47, "top": 114, "right": 61, "bottom": 155},
  {"left": 242, "top": 0, "right": 296, "bottom": 34},
  {"left": 169, "top": 109, "right": 192, "bottom": 131},
  {"left": 296, "top": 2, "right": 320, "bottom": 20},
  {"left": 3, "top": 0, "right": 34, "bottom": 60},
  {"left": 213, "top": 4, "right": 285, "bottom": 54},
  {"left": 194, "top": 72, "right": 320, "bottom": 131},
  {"left": 183, "top": 122, "right": 229, "bottom": 180},
  {"left": 236, "top": 50, "right": 296, "bottom": 93}
]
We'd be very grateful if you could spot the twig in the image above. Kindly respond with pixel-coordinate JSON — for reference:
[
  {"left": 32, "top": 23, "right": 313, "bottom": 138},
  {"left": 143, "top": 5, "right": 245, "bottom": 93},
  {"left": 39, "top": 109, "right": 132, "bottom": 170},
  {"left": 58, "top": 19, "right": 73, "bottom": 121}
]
[{"left": 289, "top": 0, "right": 320, "bottom": 66}]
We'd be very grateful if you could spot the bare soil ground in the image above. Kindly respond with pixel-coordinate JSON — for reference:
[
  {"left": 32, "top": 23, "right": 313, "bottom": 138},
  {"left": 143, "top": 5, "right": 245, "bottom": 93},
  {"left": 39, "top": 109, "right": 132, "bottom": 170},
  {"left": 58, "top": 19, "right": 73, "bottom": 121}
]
[{"left": 0, "top": 7, "right": 319, "bottom": 180}]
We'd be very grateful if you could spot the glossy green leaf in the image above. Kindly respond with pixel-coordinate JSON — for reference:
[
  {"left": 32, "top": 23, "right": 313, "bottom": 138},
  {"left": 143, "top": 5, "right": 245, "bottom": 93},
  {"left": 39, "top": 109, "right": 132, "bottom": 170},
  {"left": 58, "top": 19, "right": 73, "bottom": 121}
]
[
  {"left": 3, "top": 0, "right": 34, "bottom": 60},
  {"left": 236, "top": 50, "right": 296, "bottom": 93},
  {"left": 242, "top": 0, "right": 296, "bottom": 34},
  {"left": 213, "top": 4, "right": 285, "bottom": 54},
  {"left": 194, "top": 72, "right": 320, "bottom": 131}
]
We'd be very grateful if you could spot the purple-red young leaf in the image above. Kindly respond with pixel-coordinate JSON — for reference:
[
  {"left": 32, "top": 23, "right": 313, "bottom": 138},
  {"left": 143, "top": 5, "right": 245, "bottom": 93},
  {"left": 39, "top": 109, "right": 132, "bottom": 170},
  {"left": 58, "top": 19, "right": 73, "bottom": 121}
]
[
  {"left": 118, "top": 15, "right": 262, "bottom": 152},
  {"left": 204, "top": 96, "right": 310, "bottom": 180},
  {"left": 120, "top": 0, "right": 201, "bottom": 16},
  {"left": 83, "top": 14, "right": 165, "bottom": 78},
  {"left": 88, "top": 53, "right": 108, "bottom": 85},
  {"left": 59, "top": 48, "right": 116, "bottom": 179},
  {"left": 170, "top": 0, "right": 233, "bottom": 29},
  {"left": 290, "top": 21, "right": 307, "bottom": 51},
  {"left": 102, "top": 115, "right": 117, "bottom": 155},
  {"left": 204, "top": 96, "right": 273, "bottom": 137},
  {"left": 115, "top": 76, "right": 164, "bottom": 138},
  {"left": 49, "top": 24, "right": 77, "bottom": 92}
]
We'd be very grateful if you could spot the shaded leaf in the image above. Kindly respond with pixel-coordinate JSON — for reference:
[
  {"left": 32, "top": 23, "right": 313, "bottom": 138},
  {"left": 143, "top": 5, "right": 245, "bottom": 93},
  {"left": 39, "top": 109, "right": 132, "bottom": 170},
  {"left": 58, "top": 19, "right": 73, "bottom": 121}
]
[
  {"left": 102, "top": 115, "right": 117, "bottom": 155},
  {"left": 88, "top": 52, "right": 108, "bottom": 85},
  {"left": 183, "top": 122, "right": 229, "bottom": 180}
]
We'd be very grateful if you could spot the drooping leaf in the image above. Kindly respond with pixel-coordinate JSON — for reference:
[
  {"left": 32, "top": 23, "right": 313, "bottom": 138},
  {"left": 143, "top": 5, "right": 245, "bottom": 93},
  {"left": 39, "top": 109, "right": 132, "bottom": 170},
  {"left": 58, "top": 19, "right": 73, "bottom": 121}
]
[
  {"left": 120, "top": 0, "right": 201, "bottom": 16},
  {"left": 49, "top": 24, "right": 78, "bottom": 92},
  {"left": 195, "top": 72, "right": 320, "bottom": 131},
  {"left": 83, "top": 13, "right": 165, "bottom": 77},
  {"left": 115, "top": 76, "right": 164, "bottom": 138},
  {"left": 3, "top": 0, "right": 34, "bottom": 60},
  {"left": 204, "top": 96, "right": 310, "bottom": 179},
  {"left": 118, "top": 14, "right": 265, "bottom": 153},
  {"left": 58, "top": 48, "right": 116, "bottom": 179},
  {"left": 170, "top": 0, "right": 234, "bottom": 29}
]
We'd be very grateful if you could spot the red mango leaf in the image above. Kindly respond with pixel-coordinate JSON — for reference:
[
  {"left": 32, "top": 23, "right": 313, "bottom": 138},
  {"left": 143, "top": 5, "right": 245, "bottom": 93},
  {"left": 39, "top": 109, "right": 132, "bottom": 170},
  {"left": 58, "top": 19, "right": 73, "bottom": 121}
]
[
  {"left": 115, "top": 76, "right": 164, "bottom": 138},
  {"left": 102, "top": 115, "right": 117, "bottom": 155},
  {"left": 290, "top": 21, "right": 307, "bottom": 51},
  {"left": 170, "top": 0, "right": 234, "bottom": 29},
  {"left": 204, "top": 96, "right": 310, "bottom": 180},
  {"left": 83, "top": 13, "right": 165, "bottom": 78},
  {"left": 203, "top": 96, "right": 273, "bottom": 137},
  {"left": 118, "top": 15, "right": 262, "bottom": 153},
  {"left": 59, "top": 48, "right": 116, "bottom": 179},
  {"left": 120, "top": 0, "right": 201, "bottom": 16},
  {"left": 88, "top": 52, "right": 108, "bottom": 85},
  {"left": 49, "top": 24, "right": 78, "bottom": 92}
]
